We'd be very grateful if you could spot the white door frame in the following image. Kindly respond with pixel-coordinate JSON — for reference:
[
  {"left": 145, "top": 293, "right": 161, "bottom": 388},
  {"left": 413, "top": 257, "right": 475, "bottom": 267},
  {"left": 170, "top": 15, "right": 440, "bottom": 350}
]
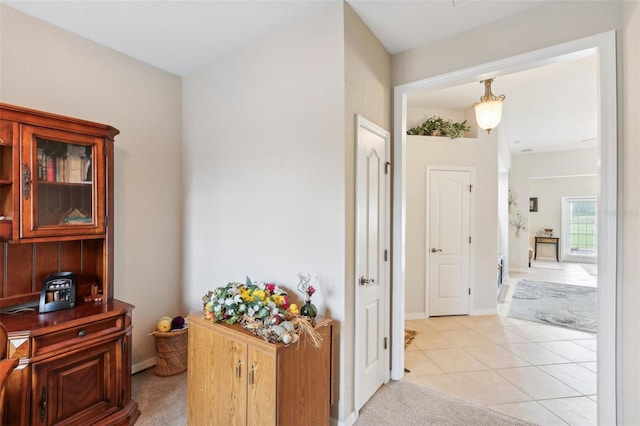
[
  {"left": 354, "top": 114, "right": 391, "bottom": 410},
  {"left": 391, "top": 31, "right": 617, "bottom": 425},
  {"left": 425, "top": 166, "right": 475, "bottom": 317}
]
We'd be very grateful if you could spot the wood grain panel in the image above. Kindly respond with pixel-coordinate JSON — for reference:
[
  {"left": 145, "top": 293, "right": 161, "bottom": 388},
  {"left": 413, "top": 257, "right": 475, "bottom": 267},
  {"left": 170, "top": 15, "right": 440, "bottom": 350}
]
[
  {"left": 34, "top": 242, "right": 59, "bottom": 289},
  {"left": 84, "top": 239, "right": 100, "bottom": 282},
  {"left": 0, "top": 120, "right": 12, "bottom": 146},
  {"left": 60, "top": 240, "right": 82, "bottom": 274},
  {"left": 247, "top": 347, "right": 276, "bottom": 426},
  {"left": 277, "top": 322, "right": 332, "bottom": 425},
  {"left": 188, "top": 317, "right": 248, "bottom": 426},
  {"left": 6, "top": 244, "right": 33, "bottom": 297},
  {"left": 0, "top": 243, "right": 4, "bottom": 298}
]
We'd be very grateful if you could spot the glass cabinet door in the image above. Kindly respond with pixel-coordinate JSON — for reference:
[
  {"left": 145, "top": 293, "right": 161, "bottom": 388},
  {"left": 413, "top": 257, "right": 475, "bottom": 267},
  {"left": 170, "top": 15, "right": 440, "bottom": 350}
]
[{"left": 20, "top": 125, "right": 105, "bottom": 238}]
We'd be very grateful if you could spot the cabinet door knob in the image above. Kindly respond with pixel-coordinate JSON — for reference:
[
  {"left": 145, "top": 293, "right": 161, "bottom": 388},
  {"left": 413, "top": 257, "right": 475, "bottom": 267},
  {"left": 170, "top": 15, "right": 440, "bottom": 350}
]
[{"left": 78, "top": 329, "right": 86, "bottom": 338}]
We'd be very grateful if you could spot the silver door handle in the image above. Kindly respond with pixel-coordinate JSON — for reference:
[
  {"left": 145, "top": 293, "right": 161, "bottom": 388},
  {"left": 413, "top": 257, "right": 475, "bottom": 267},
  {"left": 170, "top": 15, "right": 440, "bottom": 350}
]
[
  {"left": 431, "top": 248, "right": 443, "bottom": 253},
  {"left": 359, "top": 276, "right": 375, "bottom": 286}
]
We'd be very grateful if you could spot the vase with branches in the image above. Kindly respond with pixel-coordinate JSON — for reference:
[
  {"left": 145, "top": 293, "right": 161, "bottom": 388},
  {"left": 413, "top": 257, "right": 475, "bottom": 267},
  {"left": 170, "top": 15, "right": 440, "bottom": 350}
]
[
  {"left": 297, "top": 273, "right": 317, "bottom": 320},
  {"left": 509, "top": 211, "right": 527, "bottom": 237},
  {"left": 508, "top": 188, "right": 519, "bottom": 214}
]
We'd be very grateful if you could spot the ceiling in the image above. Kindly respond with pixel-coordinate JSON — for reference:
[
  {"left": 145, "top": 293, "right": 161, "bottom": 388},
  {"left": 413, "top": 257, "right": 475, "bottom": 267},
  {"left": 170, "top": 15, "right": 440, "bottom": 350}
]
[
  {"left": 2, "top": 0, "right": 598, "bottom": 154},
  {"left": 407, "top": 54, "right": 598, "bottom": 155}
]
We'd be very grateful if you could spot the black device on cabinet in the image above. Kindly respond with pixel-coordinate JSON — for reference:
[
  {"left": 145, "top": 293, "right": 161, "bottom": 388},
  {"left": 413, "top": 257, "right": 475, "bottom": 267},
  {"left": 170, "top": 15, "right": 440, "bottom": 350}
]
[{"left": 39, "top": 272, "right": 76, "bottom": 313}]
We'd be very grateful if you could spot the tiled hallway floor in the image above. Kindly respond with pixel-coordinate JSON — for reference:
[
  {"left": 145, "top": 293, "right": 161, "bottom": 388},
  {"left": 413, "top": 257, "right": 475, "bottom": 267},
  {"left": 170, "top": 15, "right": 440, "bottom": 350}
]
[{"left": 404, "top": 261, "right": 597, "bottom": 425}]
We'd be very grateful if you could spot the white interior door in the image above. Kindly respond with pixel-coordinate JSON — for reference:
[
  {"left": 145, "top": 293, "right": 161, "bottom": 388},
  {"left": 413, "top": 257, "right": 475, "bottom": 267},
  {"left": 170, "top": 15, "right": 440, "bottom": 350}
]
[
  {"left": 428, "top": 168, "right": 471, "bottom": 316},
  {"left": 355, "top": 115, "right": 390, "bottom": 411}
]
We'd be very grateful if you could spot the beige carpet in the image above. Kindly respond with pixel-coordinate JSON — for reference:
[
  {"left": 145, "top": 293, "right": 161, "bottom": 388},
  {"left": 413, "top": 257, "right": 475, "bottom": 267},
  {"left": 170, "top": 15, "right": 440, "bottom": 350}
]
[
  {"left": 354, "top": 380, "right": 536, "bottom": 426},
  {"left": 132, "top": 367, "right": 534, "bottom": 425},
  {"left": 132, "top": 368, "right": 187, "bottom": 426}
]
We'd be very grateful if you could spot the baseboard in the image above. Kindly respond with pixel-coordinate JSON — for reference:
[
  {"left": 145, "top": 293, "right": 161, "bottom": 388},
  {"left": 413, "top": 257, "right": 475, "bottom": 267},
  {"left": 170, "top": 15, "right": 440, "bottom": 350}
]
[
  {"left": 406, "top": 310, "right": 497, "bottom": 318},
  {"left": 132, "top": 357, "right": 157, "bottom": 374},
  {"left": 509, "top": 267, "right": 529, "bottom": 273},
  {"left": 331, "top": 410, "right": 358, "bottom": 426},
  {"left": 535, "top": 256, "right": 557, "bottom": 261}
]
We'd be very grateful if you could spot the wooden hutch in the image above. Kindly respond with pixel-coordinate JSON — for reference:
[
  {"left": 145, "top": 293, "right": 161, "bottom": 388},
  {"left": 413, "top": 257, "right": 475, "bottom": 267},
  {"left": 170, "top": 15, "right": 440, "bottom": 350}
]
[{"left": 0, "top": 103, "right": 139, "bottom": 425}]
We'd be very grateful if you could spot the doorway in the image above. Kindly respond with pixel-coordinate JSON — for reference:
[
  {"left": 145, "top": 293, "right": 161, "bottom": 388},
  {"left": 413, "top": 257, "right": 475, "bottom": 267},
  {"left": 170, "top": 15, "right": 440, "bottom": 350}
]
[{"left": 391, "top": 32, "right": 617, "bottom": 425}]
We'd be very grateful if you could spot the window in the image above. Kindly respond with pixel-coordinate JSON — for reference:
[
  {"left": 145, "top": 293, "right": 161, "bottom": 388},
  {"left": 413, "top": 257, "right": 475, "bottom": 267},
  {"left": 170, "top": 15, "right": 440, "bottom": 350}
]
[{"left": 562, "top": 196, "right": 597, "bottom": 259}]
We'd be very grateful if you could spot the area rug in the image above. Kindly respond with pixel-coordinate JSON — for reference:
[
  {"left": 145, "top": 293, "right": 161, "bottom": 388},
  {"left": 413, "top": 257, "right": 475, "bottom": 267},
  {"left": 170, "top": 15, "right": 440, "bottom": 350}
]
[
  {"left": 508, "top": 279, "right": 596, "bottom": 333},
  {"left": 405, "top": 329, "right": 418, "bottom": 349},
  {"left": 354, "top": 380, "right": 535, "bottom": 426}
]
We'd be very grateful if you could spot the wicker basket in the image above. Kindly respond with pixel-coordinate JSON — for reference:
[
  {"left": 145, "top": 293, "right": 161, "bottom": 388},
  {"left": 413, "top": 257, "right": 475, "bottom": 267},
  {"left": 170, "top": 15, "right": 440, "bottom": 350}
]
[{"left": 153, "top": 328, "right": 188, "bottom": 376}]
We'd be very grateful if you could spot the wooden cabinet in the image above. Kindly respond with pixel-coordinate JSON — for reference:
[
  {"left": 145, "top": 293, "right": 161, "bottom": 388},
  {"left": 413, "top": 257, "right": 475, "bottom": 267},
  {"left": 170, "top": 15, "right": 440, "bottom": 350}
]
[
  {"left": 2, "top": 301, "right": 139, "bottom": 426},
  {"left": 32, "top": 338, "right": 120, "bottom": 425},
  {"left": 187, "top": 314, "right": 332, "bottom": 426},
  {"left": 0, "top": 104, "right": 139, "bottom": 425},
  {"left": 19, "top": 124, "right": 106, "bottom": 239},
  {"left": 0, "top": 104, "right": 116, "bottom": 242}
]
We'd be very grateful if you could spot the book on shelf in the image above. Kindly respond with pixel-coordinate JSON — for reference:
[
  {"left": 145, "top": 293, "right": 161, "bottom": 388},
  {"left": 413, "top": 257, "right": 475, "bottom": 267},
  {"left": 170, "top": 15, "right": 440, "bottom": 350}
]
[
  {"left": 37, "top": 148, "right": 45, "bottom": 180},
  {"left": 67, "top": 156, "right": 82, "bottom": 183},
  {"left": 46, "top": 157, "right": 54, "bottom": 182}
]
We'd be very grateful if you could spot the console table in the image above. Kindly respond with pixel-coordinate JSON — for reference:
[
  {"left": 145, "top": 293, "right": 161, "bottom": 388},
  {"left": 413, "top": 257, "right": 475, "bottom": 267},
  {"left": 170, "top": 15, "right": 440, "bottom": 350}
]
[{"left": 534, "top": 236, "right": 560, "bottom": 262}]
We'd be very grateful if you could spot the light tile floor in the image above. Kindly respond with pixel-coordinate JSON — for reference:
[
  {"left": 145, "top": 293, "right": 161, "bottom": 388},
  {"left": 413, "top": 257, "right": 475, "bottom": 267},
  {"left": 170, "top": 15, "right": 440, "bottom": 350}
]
[{"left": 404, "top": 261, "right": 597, "bottom": 425}]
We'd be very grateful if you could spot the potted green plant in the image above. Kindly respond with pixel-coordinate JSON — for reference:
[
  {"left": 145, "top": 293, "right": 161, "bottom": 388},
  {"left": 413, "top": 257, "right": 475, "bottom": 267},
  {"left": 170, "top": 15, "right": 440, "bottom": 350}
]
[{"left": 407, "top": 115, "right": 470, "bottom": 139}]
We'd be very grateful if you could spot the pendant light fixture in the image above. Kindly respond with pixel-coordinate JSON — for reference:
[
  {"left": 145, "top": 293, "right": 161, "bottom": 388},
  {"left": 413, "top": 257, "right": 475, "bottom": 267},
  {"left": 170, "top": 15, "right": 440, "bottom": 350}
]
[{"left": 474, "top": 78, "right": 505, "bottom": 134}]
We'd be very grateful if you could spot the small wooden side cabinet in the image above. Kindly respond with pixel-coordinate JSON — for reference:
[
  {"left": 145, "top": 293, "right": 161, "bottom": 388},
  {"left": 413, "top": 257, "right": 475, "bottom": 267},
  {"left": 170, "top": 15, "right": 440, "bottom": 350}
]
[{"left": 187, "top": 314, "right": 332, "bottom": 426}]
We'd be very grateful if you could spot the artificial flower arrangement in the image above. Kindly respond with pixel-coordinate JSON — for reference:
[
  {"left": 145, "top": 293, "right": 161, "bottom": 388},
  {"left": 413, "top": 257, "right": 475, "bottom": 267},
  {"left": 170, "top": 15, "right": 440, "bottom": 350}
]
[
  {"left": 202, "top": 276, "right": 322, "bottom": 348},
  {"left": 202, "top": 277, "right": 290, "bottom": 324}
]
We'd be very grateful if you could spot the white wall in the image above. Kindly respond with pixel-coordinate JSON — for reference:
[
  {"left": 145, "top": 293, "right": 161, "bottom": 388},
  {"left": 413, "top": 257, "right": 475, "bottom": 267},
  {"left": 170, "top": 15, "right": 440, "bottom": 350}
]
[
  {"left": 509, "top": 148, "right": 598, "bottom": 270},
  {"left": 392, "top": 2, "right": 624, "bottom": 87},
  {"left": 182, "top": 2, "right": 344, "bottom": 314},
  {"left": 406, "top": 134, "right": 498, "bottom": 316},
  {"left": 0, "top": 5, "right": 183, "bottom": 368},
  {"left": 529, "top": 176, "right": 598, "bottom": 260},
  {"left": 182, "top": 3, "right": 357, "bottom": 422}
]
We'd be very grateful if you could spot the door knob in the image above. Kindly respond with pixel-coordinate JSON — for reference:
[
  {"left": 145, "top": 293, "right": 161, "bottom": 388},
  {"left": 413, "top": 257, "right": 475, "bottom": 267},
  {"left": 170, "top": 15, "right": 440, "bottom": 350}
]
[
  {"left": 359, "top": 276, "right": 375, "bottom": 286},
  {"left": 431, "top": 248, "right": 443, "bottom": 253}
]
